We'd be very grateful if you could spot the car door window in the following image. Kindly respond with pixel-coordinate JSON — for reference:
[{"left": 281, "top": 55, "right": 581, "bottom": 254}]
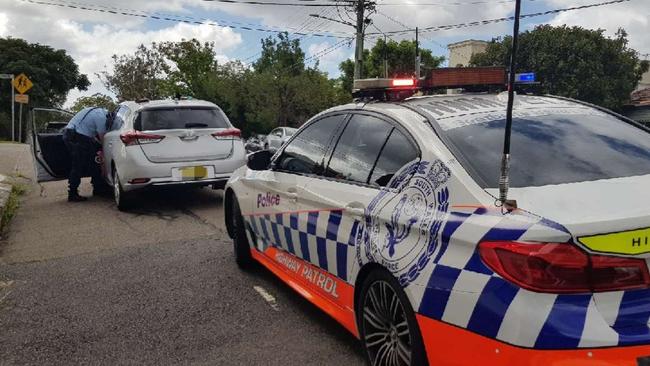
[
  {"left": 325, "top": 114, "right": 393, "bottom": 185},
  {"left": 111, "top": 106, "right": 128, "bottom": 131},
  {"left": 369, "top": 128, "right": 419, "bottom": 187},
  {"left": 275, "top": 115, "right": 346, "bottom": 175}
]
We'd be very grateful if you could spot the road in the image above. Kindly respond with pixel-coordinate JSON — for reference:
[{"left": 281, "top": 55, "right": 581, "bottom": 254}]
[{"left": 0, "top": 145, "right": 365, "bottom": 365}]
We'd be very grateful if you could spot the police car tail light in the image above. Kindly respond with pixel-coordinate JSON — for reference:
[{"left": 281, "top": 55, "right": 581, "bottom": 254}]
[
  {"left": 212, "top": 128, "right": 241, "bottom": 140},
  {"left": 120, "top": 131, "right": 165, "bottom": 146},
  {"left": 479, "top": 241, "right": 650, "bottom": 293}
]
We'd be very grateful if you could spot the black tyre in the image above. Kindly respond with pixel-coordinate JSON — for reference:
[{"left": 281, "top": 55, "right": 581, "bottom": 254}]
[
  {"left": 112, "top": 168, "right": 133, "bottom": 211},
  {"left": 358, "top": 270, "right": 428, "bottom": 366},
  {"left": 231, "top": 196, "right": 253, "bottom": 269}
]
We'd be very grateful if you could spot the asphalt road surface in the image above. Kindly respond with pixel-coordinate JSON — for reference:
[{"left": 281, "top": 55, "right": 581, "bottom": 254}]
[{"left": 0, "top": 175, "right": 365, "bottom": 365}]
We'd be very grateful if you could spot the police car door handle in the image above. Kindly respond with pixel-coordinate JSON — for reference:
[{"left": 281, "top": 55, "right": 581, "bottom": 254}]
[
  {"left": 285, "top": 187, "right": 298, "bottom": 202},
  {"left": 345, "top": 203, "right": 366, "bottom": 218}
]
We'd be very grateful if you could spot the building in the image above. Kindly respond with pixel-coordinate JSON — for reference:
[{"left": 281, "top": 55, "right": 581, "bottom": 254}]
[{"left": 447, "top": 40, "right": 489, "bottom": 67}]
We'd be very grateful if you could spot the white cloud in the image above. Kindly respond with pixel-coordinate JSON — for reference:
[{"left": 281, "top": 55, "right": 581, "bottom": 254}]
[
  {"left": 307, "top": 40, "right": 348, "bottom": 75},
  {"left": 0, "top": 13, "right": 8, "bottom": 37},
  {"left": 544, "top": 0, "right": 649, "bottom": 55},
  {"left": 0, "top": 1, "right": 242, "bottom": 106}
]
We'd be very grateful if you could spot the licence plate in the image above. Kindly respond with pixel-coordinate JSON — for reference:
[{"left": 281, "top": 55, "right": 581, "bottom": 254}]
[{"left": 180, "top": 166, "right": 207, "bottom": 180}]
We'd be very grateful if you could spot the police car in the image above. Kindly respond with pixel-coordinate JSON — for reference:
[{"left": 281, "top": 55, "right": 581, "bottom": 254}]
[{"left": 224, "top": 71, "right": 650, "bottom": 365}]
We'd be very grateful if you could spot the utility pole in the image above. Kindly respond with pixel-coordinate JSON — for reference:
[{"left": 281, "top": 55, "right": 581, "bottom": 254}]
[
  {"left": 0, "top": 74, "right": 15, "bottom": 141},
  {"left": 415, "top": 27, "right": 421, "bottom": 79},
  {"left": 384, "top": 35, "right": 388, "bottom": 78},
  {"left": 353, "top": 0, "right": 366, "bottom": 80}
]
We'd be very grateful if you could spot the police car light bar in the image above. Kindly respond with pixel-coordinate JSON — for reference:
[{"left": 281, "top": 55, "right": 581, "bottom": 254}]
[
  {"left": 514, "top": 72, "right": 536, "bottom": 84},
  {"left": 353, "top": 78, "right": 419, "bottom": 91}
]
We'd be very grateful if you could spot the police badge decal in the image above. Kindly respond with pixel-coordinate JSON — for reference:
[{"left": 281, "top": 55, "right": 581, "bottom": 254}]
[{"left": 356, "top": 160, "right": 451, "bottom": 287}]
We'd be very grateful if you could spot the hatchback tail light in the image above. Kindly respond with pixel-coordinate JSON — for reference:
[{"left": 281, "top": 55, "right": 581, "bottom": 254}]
[
  {"left": 479, "top": 241, "right": 650, "bottom": 293},
  {"left": 212, "top": 128, "right": 241, "bottom": 140},
  {"left": 120, "top": 131, "right": 165, "bottom": 146}
]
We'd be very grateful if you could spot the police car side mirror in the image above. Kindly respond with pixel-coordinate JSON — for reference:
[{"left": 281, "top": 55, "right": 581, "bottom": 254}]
[{"left": 247, "top": 150, "right": 271, "bottom": 171}]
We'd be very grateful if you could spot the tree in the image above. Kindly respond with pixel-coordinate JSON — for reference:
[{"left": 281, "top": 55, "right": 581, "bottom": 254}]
[
  {"left": 156, "top": 39, "right": 220, "bottom": 98},
  {"left": 338, "top": 39, "right": 445, "bottom": 97},
  {"left": 98, "top": 44, "right": 167, "bottom": 101},
  {"left": 470, "top": 25, "right": 650, "bottom": 111},
  {"left": 70, "top": 93, "right": 117, "bottom": 113},
  {"left": 246, "top": 32, "right": 338, "bottom": 131},
  {"left": 0, "top": 37, "right": 89, "bottom": 139}
]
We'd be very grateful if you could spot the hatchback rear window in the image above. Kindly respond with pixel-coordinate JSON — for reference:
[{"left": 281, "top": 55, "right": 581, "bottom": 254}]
[
  {"left": 135, "top": 107, "right": 229, "bottom": 131},
  {"left": 444, "top": 110, "right": 650, "bottom": 188}
]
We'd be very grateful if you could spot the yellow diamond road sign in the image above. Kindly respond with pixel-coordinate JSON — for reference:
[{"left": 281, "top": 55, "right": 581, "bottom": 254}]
[{"left": 12, "top": 73, "right": 33, "bottom": 94}]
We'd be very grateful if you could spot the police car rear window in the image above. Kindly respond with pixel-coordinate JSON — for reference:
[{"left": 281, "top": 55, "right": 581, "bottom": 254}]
[
  {"left": 135, "top": 107, "right": 229, "bottom": 130},
  {"left": 444, "top": 111, "right": 650, "bottom": 188}
]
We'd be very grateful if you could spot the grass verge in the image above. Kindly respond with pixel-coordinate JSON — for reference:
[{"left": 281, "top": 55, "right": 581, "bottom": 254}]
[{"left": 0, "top": 184, "right": 27, "bottom": 236}]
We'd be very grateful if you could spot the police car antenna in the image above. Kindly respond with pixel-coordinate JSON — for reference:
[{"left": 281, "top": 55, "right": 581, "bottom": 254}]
[{"left": 498, "top": 0, "right": 522, "bottom": 212}]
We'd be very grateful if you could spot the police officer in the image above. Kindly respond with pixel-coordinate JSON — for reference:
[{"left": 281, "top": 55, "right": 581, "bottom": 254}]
[{"left": 62, "top": 107, "right": 111, "bottom": 202}]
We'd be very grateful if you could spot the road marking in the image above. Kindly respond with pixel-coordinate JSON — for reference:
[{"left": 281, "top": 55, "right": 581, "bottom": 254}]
[{"left": 253, "top": 285, "right": 280, "bottom": 312}]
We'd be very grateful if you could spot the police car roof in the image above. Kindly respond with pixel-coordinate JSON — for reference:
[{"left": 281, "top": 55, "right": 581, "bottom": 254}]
[{"left": 327, "top": 93, "right": 591, "bottom": 122}]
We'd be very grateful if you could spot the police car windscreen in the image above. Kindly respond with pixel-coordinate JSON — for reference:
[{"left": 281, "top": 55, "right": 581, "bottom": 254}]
[
  {"left": 444, "top": 111, "right": 650, "bottom": 188},
  {"left": 136, "top": 107, "right": 229, "bottom": 130}
]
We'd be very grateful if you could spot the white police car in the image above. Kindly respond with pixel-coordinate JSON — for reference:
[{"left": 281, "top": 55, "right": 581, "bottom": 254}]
[{"left": 224, "top": 75, "right": 650, "bottom": 365}]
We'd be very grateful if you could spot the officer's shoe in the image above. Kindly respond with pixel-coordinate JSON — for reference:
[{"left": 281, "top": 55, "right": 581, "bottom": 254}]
[{"left": 68, "top": 193, "right": 88, "bottom": 202}]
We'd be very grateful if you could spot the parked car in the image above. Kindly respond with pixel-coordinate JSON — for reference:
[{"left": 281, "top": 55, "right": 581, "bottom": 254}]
[
  {"left": 244, "top": 135, "right": 264, "bottom": 153},
  {"left": 264, "top": 127, "right": 296, "bottom": 151},
  {"left": 225, "top": 79, "right": 650, "bottom": 365},
  {"left": 32, "top": 99, "right": 246, "bottom": 210}
]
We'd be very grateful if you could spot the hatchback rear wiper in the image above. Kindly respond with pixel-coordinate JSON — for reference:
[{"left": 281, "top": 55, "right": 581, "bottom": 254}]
[{"left": 185, "top": 122, "right": 209, "bottom": 128}]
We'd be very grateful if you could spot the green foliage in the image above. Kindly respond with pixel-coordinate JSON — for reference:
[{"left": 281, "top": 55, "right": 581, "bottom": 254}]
[
  {"left": 0, "top": 37, "right": 89, "bottom": 140},
  {"left": 98, "top": 44, "right": 167, "bottom": 101},
  {"left": 470, "top": 25, "right": 650, "bottom": 111},
  {"left": 98, "top": 33, "right": 342, "bottom": 136},
  {"left": 70, "top": 93, "right": 117, "bottom": 113},
  {"left": 1, "top": 184, "right": 27, "bottom": 235},
  {"left": 338, "top": 39, "right": 445, "bottom": 97}
]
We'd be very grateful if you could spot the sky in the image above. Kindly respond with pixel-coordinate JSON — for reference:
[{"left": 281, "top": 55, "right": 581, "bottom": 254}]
[{"left": 0, "top": 0, "right": 648, "bottom": 106}]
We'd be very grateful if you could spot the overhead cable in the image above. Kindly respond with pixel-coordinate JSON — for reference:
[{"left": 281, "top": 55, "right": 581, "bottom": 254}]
[
  {"left": 368, "top": 0, "right": 632, "bottom": 35},
  {"left": 21, "top": 0, "right": 354, "bottom": 38}
]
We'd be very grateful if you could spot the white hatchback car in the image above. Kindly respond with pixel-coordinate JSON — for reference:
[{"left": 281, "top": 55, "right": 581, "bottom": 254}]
[
  {"left": 32, "top": 99, "right": 246, "bottom": 210},
  {"left": 264, "top": 126, "right": 297, "bottom": 152}
]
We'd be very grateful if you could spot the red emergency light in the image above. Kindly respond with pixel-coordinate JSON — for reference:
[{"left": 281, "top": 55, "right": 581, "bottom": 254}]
[{"left": 391, "top": 78, "right": 416, "bottom": 87}]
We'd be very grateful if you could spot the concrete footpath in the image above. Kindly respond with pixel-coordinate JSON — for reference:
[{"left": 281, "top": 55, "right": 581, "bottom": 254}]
[{"left": 0, "top": 143, "right": 34, "bottom": 235}]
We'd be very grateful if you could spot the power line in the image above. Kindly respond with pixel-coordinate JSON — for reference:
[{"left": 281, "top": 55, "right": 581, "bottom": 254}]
[
  {"left": 242, "top": 7, "right": 338, "bottom": 66},
  {"left": 368, "top": 0, "right": 633, "bottom": 35},
  {"left": 48, "top": 0, "right": 325, "bottom": 33},
  {"left": 201, "top": 0, "right": 351, "bottom": 6},
  {"left": 374, "top": 10, "right": 447, "bottom": 50},
  {"left": 21, "top": 0, "right": 354, "bottom": 38}
]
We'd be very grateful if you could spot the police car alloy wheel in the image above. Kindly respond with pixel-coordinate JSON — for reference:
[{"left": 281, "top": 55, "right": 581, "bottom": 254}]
[
  {"left": 359, "top": 270, "right": 427, "bottom": 366},
  {"left": 231, "top": 196, "right": 253, "bottom": 269}
]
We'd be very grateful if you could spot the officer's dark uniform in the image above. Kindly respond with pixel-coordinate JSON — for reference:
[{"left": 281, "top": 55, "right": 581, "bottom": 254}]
[{"left": 62, "top": 107, "right": 109, "bottom": 202}]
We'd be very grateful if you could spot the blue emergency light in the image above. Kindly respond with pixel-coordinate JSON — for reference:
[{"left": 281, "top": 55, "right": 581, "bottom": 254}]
[{"left": 514, "top": 72, "right": 536, "bottom": 83}]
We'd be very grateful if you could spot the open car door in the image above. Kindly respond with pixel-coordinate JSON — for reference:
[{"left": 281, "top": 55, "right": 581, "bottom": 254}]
[{"left": 30, "top": 108, "right": 74, "bottom": 182}]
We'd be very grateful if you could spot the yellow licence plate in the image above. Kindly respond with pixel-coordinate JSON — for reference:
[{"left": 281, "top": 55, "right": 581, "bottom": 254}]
[
  {"left": 578, "top": 227, "right": 650, "bottom": 255},
  {"left": 180, "top": 166, "right": 207, "bottom": 180}
]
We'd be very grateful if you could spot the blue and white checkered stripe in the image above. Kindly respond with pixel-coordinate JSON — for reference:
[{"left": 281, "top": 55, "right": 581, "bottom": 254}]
[
  {"left": 244, "top": 209, "right": 358, "bottom": 282},
  {"left": 411, "top": 207, "right": 650, "bottom": 350}
]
